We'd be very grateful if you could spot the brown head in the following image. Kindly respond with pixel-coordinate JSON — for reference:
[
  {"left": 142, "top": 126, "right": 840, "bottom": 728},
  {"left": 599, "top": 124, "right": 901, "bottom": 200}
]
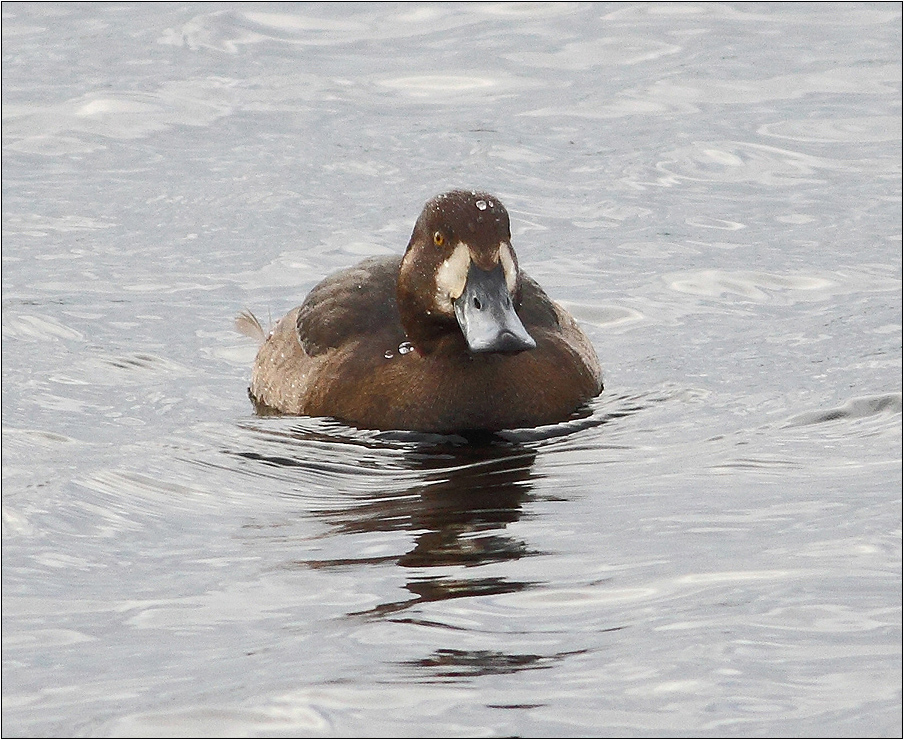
[{"left": 397, "top": 190, "right": 537, "bottom": 355}]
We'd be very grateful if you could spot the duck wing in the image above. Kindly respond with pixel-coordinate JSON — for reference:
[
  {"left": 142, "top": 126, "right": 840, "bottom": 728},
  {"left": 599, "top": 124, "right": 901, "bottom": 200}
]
[
  {"left": 517, "top": 272, "right": 562, "bottom": 330},
  {"left": 296, "top": 255, "right": 405, "bottom": 356}
]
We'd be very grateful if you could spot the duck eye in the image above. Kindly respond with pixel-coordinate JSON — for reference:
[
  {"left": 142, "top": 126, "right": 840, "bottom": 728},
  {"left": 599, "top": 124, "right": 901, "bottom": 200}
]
[{"left": 433, "top": 231, "right": 445, "bottom": 247}]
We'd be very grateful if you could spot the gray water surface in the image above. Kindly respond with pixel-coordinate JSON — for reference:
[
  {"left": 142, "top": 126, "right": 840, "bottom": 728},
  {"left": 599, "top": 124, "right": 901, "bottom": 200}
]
[{"left": 2, "top": 3, "right": 902, "bottom": 737}]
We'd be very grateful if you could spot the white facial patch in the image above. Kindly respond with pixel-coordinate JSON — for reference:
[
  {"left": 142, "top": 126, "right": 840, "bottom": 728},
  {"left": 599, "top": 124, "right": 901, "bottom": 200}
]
[
  {"left": 499, "top": 242, "right": 517, "bottom": 293},
  {"left": 435, "top": 241, "right": 519, "bottom": 312},
  {"left": 435, "top": 241, "right": 471, "bottom": 310}
]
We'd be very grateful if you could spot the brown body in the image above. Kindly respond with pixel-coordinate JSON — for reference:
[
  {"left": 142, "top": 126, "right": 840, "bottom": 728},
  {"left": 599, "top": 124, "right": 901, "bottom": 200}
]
[{"left": 245, "top": 191, "right": 603, "bottom": 432}]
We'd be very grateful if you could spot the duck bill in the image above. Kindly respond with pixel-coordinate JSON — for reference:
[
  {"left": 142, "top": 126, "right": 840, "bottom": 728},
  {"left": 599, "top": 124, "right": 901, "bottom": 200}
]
[{"left": 453, "top": 261, "right": 536, "bottom": 354}]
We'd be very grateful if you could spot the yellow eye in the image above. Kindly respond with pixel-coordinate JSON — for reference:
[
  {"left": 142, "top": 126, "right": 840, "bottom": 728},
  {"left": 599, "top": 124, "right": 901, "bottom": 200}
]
[{"left": 433, "top": 231, "right": 445, "bottom": 247}]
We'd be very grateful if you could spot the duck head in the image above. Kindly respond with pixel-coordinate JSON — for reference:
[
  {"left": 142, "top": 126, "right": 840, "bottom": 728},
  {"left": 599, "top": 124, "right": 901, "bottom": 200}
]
[{"left": 398, "top": 190, "right": 537, "bottom": 355}]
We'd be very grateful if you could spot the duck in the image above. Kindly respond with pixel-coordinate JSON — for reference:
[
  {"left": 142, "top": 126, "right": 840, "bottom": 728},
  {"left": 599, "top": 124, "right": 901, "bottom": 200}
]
[{"left": 237, "top": 190, "right": 603, "bottom": 432}]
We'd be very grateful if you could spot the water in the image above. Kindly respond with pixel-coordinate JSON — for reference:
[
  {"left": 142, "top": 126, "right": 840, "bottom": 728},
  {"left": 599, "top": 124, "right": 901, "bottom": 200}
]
[{"left": 2, "top": 2, "right": 901, "bottom": 736}]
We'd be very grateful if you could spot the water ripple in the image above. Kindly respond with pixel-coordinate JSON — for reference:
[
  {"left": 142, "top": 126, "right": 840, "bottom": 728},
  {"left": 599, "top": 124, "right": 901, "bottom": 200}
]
[
  {"left": 784, "top": 393, "right": 903, "bottom": 427},
  {"left": 759, "top": 116, "right": 901, "bottom": 144},
  {"left": 656, "top": 141, "right": 839, "bottom": 187}
]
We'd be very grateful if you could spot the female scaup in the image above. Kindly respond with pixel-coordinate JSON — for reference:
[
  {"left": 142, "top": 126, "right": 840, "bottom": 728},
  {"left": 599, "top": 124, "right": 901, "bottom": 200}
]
[{"left": 238, "top": 190, "right": 603, "bottom": 432}]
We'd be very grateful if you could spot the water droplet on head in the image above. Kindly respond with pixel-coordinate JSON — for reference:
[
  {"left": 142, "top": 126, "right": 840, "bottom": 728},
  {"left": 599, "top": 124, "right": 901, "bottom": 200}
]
[
  {"left": 475, "top": 200, "right": 487, "bottom": 211},
  {"left": 384, "top": 350, "right": 394, "bottom": 359},
  {"left": 398, "top": 341, "right": 414, "bottom": 355}
]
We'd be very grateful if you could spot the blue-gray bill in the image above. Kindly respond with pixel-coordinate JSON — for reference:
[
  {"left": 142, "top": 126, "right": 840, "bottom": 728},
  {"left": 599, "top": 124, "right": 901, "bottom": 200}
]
[{"left": 453, "top": 261, "right": 536, "bottom": 354}]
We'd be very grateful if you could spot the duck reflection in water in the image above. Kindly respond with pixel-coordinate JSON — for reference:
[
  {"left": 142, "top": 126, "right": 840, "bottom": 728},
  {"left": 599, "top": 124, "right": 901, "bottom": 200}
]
[
  {"left": 235, "top": 419, "right": 625, "bottom": 678},
  {"left": 237, "top": 427, "right": 540, "bottom": 616},
  {"left": 316, "top": 434, "right": 539, "bottom": 618}
]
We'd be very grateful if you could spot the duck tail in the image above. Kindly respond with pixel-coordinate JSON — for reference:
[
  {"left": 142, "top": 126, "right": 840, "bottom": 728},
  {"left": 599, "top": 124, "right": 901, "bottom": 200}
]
[{"left": 234, "top": 309, "right": 267, "bottom": 344}]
